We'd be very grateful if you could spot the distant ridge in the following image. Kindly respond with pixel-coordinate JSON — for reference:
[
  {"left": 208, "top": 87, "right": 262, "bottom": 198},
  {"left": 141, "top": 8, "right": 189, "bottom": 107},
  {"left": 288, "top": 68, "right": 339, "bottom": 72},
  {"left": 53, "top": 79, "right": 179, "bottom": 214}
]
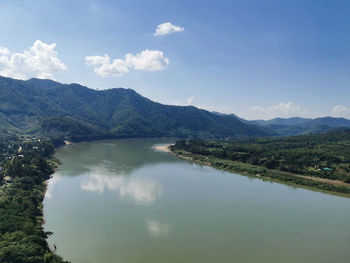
[
  {"left": 0, "top": 76, "right": 273, "bottom": 141},
  {"left": 1, "top": 75, "right": 349, "bottom": 141},
  {"left": 216, "top": 113, "right": 350, "bottom": 136}
]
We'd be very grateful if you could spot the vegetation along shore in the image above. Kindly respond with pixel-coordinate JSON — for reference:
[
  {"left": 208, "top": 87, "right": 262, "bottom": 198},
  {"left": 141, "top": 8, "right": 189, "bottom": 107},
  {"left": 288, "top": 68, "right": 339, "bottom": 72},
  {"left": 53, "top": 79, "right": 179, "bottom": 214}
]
[
  {"left": 0, "top": 134, "right": 69, "bottom": 263},
  {"left": 169, "top": 129, "right": 350, "bottom": 197}
]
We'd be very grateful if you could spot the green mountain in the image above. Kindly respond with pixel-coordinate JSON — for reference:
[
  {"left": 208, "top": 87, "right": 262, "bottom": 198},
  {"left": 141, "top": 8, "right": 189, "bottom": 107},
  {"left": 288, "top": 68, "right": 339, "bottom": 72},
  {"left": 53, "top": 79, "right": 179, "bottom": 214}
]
[
  {"left": 0, "top": 76, "right": 273, "bottom": 141},
  {"left": 219, "top": 114, "right": 350, "bottom": 136},
  {"left": 250, "top": 117, "right": 350, "bottom": 136}
]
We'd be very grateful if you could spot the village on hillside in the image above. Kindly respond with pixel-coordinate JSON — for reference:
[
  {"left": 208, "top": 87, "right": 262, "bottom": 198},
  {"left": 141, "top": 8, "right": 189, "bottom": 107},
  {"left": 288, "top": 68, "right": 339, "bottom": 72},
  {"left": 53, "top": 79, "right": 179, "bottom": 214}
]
[{"left": 0, "top": 135, "right": 45, "bottom": 185}]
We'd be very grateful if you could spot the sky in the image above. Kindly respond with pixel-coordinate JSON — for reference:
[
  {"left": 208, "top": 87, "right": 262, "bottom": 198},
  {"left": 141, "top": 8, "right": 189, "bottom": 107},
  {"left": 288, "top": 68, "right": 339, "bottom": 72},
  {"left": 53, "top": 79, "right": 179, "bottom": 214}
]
[{"left": 0, "top": 0, "right": 350, "bottom": 120}]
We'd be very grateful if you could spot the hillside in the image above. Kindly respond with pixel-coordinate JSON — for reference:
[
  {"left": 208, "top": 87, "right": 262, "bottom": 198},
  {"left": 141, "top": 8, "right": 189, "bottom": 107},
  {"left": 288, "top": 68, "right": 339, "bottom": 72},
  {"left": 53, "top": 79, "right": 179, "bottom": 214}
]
[
  {"left": 227, "top": 115, "right": 350, "bottom": 136},
  {"left": 0, "top": 76, "right": 273, "bottom": 141}
]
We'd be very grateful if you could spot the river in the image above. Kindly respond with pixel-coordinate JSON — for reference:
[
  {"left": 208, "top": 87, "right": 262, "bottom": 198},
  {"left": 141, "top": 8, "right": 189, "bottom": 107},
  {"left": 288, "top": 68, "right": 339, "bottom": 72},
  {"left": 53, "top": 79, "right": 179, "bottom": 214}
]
[{"left": 44, "top": 139, "right": 350, "bottom": 263}]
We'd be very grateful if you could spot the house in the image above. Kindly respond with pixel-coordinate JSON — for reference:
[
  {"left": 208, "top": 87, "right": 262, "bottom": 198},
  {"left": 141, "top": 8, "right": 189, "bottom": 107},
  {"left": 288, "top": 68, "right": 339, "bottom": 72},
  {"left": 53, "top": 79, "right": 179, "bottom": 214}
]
[{"left": 3, "top": 176, "right": 12, "bottom": 184}]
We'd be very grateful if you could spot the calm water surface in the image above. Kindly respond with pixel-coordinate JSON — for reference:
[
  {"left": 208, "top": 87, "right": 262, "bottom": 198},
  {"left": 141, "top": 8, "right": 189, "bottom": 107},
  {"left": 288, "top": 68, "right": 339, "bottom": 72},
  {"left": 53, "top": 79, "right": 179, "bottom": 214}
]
[{"left": 44, "top": 139, "right": 350, "bottom": 263}]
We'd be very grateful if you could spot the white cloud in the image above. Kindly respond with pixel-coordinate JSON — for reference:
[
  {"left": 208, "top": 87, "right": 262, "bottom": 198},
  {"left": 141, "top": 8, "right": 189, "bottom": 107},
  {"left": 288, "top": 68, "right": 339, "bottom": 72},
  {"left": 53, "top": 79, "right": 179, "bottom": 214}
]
[
  {"left": 125, "top": 50, "right": 169, "bottom": 71},
  {"left": 247, "top": 102, "right": 307, "bottom": 120},
  {"left": 196, "top": 105, "right": 232, "bottom": 114},
  {"left": 0, "top": 47, "right": 10, "bottom": 55},
  {"left": 331, "top": 105, "right": 350, "bottom": 119},
  {"left": 154, "top": 22, "right": 184, "bottom": 36},
  {"left": 86, "top": 49, "right": 169, "bottom": 77},
  {"left": 86, "top": 55, "right": 129, "bottom": 77},
  {"left": 173, "top": 96, "right": 195, "bottom": 106},
  {"left": 0, "top": 40, "right": 67, "bottom": 80},
  {"left": 186, "top": 96, "right": 195, "bottom": 105}
]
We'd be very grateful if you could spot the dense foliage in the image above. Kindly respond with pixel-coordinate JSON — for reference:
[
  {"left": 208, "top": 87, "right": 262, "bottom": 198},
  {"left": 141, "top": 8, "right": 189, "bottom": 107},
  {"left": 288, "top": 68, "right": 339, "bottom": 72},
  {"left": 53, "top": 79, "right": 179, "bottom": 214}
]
[
  {"left": 0, "top": 136, "right": 69, "bottom": 263},
  {"left": 171, "top": 129, "right": 350, "bottom": 194},
  {"left": 2, "top": 76, "right": 350, "bottom": 140},
  {"left": 0, "top": 76, "right": 273, "bottom": 140}
]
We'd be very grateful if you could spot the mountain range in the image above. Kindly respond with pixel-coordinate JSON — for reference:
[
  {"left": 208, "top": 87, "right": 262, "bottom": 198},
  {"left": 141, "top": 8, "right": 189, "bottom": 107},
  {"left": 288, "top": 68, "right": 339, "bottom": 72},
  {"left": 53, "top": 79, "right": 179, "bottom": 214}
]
[
  {"left": 235, "top": 115, "right": 350, "bottom": 136},
  {"left": 0, "top": 75, "right": 349, "bottom": 141},
  {"left": 0, "top": 76, "right": 272, "bottom": 140}
]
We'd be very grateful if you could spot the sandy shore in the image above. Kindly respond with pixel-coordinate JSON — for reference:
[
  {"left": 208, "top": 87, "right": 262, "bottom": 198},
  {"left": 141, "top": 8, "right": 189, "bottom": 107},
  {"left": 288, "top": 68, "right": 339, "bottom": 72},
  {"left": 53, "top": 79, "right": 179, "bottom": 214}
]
[{"left": 153, "top": 144, "right": 173, "bottom": 153}]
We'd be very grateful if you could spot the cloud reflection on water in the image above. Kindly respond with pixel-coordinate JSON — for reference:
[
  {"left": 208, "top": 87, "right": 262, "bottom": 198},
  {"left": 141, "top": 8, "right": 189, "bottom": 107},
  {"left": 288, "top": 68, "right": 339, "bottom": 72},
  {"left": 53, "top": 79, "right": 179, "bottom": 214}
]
[
  {"left": 146, "top": 219, "right": 171, "bottom": 237},
  {"left": 45, "top": 175, "right": 62, "bottom": 199},
  {"left": 119, "top": 178, "right": 161, "bottom": 204},
  {"left": 80, "top": 165, "right": 162, "bottom": 205}
]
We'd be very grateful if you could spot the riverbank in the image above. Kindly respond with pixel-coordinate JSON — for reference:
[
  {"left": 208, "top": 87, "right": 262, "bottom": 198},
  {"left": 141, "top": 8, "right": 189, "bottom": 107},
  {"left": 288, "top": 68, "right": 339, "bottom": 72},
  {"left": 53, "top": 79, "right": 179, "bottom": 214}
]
[
  {"left": 0, "top": 139, "right": 69, "bottom": 263},
  {"left": 170, "top": 148, "right": 350, "bottom": 197},
  {"left": 153, "top": 144, "right": 173, "bottom": 153}
]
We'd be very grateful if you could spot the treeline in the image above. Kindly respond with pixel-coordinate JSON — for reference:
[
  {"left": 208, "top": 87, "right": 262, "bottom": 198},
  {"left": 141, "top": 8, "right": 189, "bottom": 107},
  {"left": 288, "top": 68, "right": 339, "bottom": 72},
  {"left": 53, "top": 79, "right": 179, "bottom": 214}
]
[
  {"left": 171, "top": 129, "right": 350, "bottom": 194},
  {"left": 0, "top": 134, "right": 20, "bottom": 166},
  {"left": 0, "top": 76, "right": 273, "bottom": 139},
  {"left": 0, "top": 137, "right": 69, "bottom": 263}
]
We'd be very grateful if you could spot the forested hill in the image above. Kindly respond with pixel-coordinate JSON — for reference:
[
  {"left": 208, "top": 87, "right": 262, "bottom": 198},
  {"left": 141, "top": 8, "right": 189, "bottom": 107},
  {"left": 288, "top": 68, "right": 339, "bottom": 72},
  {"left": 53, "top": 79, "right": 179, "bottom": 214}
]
[
  {"left": 0, "top": 76, "right": 273, "bottom": 140},
  {"left": 237, "top": 116, "right": 350, "bottom": 136}
]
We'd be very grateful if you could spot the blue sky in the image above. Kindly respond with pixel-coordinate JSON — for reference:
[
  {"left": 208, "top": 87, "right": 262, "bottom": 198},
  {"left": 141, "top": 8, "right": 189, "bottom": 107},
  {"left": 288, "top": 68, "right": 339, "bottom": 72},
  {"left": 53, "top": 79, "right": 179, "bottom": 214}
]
[{"left": 0, "top": 0, "right": 350, "bottom": 120}]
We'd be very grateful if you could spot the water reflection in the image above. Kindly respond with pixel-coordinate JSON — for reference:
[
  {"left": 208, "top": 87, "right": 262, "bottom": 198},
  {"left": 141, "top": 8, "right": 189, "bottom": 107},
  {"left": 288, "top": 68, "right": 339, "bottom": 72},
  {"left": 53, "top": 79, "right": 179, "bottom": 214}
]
[
  {"left": 119, "top": 177, "right": 161, "bottom": 204},
  {"left": 146, "top": 219, "right": 171, "bottom": 237},
  {"left": 80, "top": 170, "right": 162, "bottom": 205},
  {"left": 55, "top": 139, "right": 178, "bottom": 179},
  {"left": 80, "top": 173, "right": 123, "bottom": 193},
  {"left": 48, "top": 139, "right": 178, "bottom": 204},
  {"left": 46, "top": 175, "right": 62, "bottom": 199}
]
